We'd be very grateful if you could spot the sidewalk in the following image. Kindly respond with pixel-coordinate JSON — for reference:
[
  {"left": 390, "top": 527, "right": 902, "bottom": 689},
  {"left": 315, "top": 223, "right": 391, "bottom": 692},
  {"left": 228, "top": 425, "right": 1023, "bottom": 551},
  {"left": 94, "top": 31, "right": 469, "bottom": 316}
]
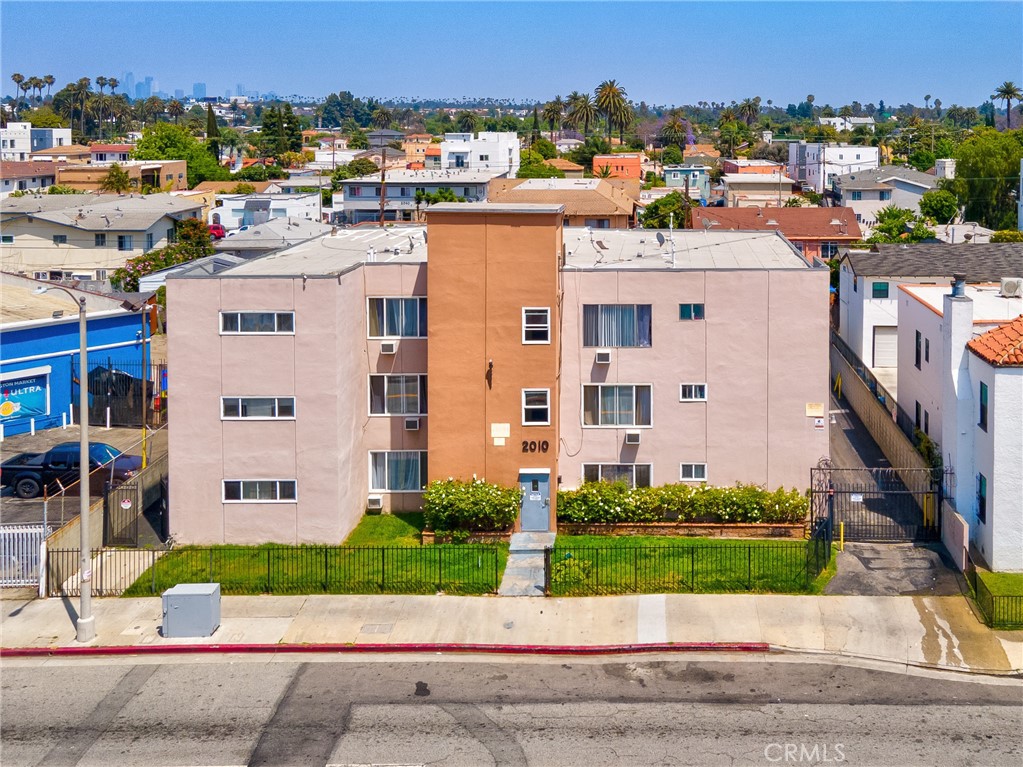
[{"left": 2, "top": 592, "right": 1020, "bottom": 675}]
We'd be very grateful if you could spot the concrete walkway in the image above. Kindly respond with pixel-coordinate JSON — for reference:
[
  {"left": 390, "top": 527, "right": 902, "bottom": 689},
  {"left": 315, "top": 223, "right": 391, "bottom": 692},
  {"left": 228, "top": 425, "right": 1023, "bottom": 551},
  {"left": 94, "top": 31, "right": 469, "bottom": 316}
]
[
  {"left": 2, "top": 591, "right": 1020, "bottom": 675},
  {"left": 498, "top": 532, "right": 554, "bottom": 596}
]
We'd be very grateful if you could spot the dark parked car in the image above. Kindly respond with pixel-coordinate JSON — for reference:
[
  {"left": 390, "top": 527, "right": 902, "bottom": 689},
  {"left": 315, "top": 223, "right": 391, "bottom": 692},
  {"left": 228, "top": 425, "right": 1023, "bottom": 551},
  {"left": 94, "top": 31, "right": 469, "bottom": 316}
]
[{"left": 0, "top": 442, "right": 142, "bottom": 499}]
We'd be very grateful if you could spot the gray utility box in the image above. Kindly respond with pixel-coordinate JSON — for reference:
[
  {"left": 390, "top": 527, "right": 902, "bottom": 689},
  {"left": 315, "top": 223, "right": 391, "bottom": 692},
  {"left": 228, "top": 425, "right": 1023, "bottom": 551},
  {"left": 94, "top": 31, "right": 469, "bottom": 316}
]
[{"left": 161, "top": 583, "right": 221, "bottom": 638}]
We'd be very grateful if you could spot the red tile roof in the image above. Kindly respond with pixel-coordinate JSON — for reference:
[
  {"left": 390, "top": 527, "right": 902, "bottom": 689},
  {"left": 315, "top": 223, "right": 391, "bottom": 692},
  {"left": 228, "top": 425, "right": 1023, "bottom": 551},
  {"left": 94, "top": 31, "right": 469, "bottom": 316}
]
[
  {"left": 544, "top": 158, "right": 584, "bottom": 170},
  {"left": 967, "top": 315, "right": 1023, "bottom": 366},
  {"left": 1, "top": 160, "right": 66, "bottom": 178},
  {"left": 424, "top": 146, "right": 441, "bottom": 156},
  {"left": 691, "top": 206, "right": 862, "bottom": 240}
]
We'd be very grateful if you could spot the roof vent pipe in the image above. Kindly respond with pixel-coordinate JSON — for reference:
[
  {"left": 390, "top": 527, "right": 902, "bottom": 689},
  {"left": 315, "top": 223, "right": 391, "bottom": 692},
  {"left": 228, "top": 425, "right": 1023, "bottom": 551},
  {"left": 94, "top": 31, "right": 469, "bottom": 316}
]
[{"left": 951, "top": 273, "right": 966, "bottom": 297}]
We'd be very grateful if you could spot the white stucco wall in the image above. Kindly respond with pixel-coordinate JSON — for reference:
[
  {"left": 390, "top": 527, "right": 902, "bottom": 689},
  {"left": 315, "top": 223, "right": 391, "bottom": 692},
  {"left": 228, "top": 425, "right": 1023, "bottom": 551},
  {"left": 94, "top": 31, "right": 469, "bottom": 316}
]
[{"left": 897, "top": 293, "right": 944, "bottom": 442}]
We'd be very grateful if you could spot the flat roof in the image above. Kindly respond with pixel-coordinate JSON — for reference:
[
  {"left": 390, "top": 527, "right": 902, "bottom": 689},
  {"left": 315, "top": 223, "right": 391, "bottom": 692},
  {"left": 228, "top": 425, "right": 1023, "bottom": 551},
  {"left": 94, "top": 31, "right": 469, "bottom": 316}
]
[
  {"left": 900, "top": 283, "right": 1023, "bottom": 323},
  {"left": 427, "top": 202, "right": 564, "bottom": 215},
  {"left": 344, "top": 169, "right": 497, "bottom": 185}
]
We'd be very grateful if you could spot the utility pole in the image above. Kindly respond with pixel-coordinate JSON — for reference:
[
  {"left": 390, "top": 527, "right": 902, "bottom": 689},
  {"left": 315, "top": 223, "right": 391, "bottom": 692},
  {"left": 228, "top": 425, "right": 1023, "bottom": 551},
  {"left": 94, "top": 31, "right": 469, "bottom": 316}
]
[{"left": 379, "top": 146, "right": 387, "bottom": 226}]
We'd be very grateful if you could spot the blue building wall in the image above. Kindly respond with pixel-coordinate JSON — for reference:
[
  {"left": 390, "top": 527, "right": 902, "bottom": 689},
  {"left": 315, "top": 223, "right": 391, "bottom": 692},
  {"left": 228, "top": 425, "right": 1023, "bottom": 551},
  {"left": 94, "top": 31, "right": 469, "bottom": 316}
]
[{"left": 1, "top": 313, "right": 147, "bottom": 437}]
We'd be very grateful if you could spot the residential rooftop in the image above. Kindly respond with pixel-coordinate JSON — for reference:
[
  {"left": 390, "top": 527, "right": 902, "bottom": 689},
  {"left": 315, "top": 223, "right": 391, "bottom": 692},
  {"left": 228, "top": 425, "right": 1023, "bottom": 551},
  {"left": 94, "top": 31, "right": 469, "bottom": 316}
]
[
  {"left": 835, "top": 166, "right": 937, "bottom": 190},
  {"left": 841, "top": 243, "right": 1023, "bottom": 281},
  {"left": 188, "top": 219, "right": 813, "bottom": 279},
  {"left": 692, "top": 206, "right": 862, "bottom": 240},
  {"left": 342, "top": 169, "right": 498, "bottom": 185},
  {"left": 899, "top": 283, "right": 1023, "bottom": 323},
  {"left": 968, "top": 316, "right": 1023, "bottom": 367},
  {"left": 0, "top": 193, "right": 202, "bottom": 231}
]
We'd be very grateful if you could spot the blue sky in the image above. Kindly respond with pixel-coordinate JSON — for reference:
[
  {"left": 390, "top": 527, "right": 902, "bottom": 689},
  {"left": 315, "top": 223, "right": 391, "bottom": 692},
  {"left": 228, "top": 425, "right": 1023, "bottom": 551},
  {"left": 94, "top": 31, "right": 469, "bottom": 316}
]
[{"left": 2, "top": 1, "right": 1020, "bottom": 107}]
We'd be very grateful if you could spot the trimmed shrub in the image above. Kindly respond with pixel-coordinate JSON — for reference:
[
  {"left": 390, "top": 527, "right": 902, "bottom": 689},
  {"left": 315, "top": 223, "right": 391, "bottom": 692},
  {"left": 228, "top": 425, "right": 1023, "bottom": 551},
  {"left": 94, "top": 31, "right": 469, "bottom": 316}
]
[
  {"left": 423, "top": 477, "right": 519, "bottom": 533},
  {"left": 557, "top": 482, "right": 808, "bottom": 525}
]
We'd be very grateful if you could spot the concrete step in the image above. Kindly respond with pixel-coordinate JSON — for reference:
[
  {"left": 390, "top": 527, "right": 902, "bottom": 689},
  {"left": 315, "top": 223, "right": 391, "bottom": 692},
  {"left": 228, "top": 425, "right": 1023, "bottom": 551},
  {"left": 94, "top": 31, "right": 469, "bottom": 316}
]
[{"left": 508, "top": 532, "right": 556, "bottom": 553}]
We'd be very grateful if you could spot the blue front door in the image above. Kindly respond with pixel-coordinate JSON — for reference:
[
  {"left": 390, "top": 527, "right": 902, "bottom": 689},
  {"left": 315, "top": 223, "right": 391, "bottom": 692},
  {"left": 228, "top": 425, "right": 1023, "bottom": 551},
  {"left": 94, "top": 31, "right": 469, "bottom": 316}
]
[{"left": 519, "top": 472, "right": 550, "bottom": 532}]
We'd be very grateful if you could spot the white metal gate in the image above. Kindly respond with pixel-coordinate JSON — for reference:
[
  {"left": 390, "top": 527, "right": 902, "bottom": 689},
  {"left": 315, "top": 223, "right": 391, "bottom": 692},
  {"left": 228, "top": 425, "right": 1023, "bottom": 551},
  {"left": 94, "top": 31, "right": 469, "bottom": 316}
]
[{"left": 0, "top": 524, "right": 49, "bottom": 587}]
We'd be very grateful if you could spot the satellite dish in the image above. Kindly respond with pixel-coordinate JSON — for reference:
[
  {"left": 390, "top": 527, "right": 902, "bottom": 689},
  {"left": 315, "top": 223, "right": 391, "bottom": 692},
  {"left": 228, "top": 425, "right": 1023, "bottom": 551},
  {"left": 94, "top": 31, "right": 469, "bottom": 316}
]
[{"left": 656, "top": 232, "right": 666, "bottom": 247}]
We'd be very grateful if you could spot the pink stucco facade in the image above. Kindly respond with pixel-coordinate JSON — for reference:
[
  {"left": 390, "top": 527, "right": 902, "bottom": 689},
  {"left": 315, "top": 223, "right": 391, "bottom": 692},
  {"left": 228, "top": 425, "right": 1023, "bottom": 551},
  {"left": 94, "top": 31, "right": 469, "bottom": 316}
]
[{"left": 560, "top": 268, "right": 830, "bottom": 491}]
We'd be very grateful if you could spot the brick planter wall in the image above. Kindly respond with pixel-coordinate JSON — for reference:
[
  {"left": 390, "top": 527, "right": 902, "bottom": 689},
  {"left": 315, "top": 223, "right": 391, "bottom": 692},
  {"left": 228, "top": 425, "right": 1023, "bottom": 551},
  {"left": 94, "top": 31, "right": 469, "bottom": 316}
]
[{"left": 421, "top": 530, "right": 512, "bottom": 545}]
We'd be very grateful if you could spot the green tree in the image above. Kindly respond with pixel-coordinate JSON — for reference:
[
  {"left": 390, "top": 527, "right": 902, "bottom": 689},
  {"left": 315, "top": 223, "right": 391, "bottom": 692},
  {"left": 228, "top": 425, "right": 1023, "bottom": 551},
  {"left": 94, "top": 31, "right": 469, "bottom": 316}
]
[
  {"left": 25, "top": 106, "right": 66, "bottom": 128},
  {"left": 371, "top": 106, "right": 393, "bottom": 129},
  {"left": 640, "top": 191, "right": 693, "bottom": 229},
  {"left": 456, "top": 110, "right": 479, "bottom": 134},
  {"left": 531, "top": 136, "right": 557, "bottom": 159},
  {"left": 99, "top": 162, "right": 135, "bottom": 193},
  {"left": 516, "top": 160, "right": 564, "bottom": 179},
  {"left": 133, "top": 121, "right": 229, "bottom": 187},
  {"left": 541, "top": 97, "right": 563, "bottom": 140},
  {"left": 46, "top": 184, "right": 83, "bottom": 195},
  {"left": 907, "top": 149, "right": 936, "bottom": 172},
  {"left": 206, "top": 104, "right": 221, "bottom": 160},
  {"left": 566, "top": 92, "right": 598, "bottom": 137},
  {"left": 918, "top": 188, "right": 960, "bottom": 223},
  {"left": 167, "top": 99, "right": 185, "bottom": 124},
  {"left": 659, "top": 117, "right": 687, "bottom": 151},
  {"left": 992, "top": 81, "right": 1023, "bottom": 129},
  {"left": 738, "top": 97, "right": 761, "bottom": 126},
  {"left": 111, "top": 218, "right": 214, "bottom": 292},
  {"left": 942, "top": 127, "right": 1023, "bottom": 228},
  {"left": 595, "top": 79, "right": 628, "bottom": 142},
  {"left": 991, "top": 230, "right": 1023, "bottom": 242},
  {"left": 10, "top": 73, "right": 24, "bottom": 110},
  {"left": 661, "top": 145, "right": 683, "bottom": 165},
  {"left": 347, "top": 128, "right": 369, "bottom": 150},
  {"left": 867, "top": 204, "right": 936, "bottom": 243}
]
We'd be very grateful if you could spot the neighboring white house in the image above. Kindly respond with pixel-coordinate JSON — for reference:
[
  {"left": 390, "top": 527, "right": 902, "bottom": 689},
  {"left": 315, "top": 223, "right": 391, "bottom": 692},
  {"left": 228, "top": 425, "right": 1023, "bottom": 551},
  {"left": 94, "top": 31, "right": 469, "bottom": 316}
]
[
  {"left": 832, "top": 167, "right": 937, "bottom": 232},
  {"left": 818, "top": 116, "right": 876, "bottom": 133},
  {"left": 0, "top": 193, "right": 203, "bottom": 282},
  {"left": 719, "top": 172, "right": 797, "bottom": 207},
  {"left": 556, "top": 138, "right": 584, "bottom": 154},
  {"left": 440, "top": 132, "right": 519, "bottom": 176},
  {"left": 787, "top": 142, "right": 879, "bottom": 194},
  {"left": 837, "top": 244, "right": 1023, "bottom": 372},
  {"left": 896, "top": 282, "right": 1021, "bottom": 449},
  {"left": 0, "top": 161, "right": 60, "bottom": 199},
  {"left": 338, "top": 169, "right": 492, "bottom": 225},
  {"left": 1, "top": 122, "right": 72, "bottom": 161},
  {"left": 210, "top": 192, "right": 321, "bottom": 229},
  {"left": 898, "top": 279, "right": 1023, "bottom": 572}
]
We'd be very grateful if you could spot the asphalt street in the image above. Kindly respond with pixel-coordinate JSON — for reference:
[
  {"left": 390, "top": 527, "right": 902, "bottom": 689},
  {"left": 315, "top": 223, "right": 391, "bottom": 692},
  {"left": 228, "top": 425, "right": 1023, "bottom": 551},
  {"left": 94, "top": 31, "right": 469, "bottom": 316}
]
[{"left": 2, "top": 656, "right": 1020, "bottom": 767}]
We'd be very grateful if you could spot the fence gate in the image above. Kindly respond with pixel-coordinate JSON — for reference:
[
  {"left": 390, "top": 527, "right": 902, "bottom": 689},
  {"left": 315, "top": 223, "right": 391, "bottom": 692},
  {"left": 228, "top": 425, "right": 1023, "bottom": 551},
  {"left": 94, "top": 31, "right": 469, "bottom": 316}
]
[
  {"left": 811, "top": 460, "right": 945, "bottom": 542},
  {"left": 104, "top": 455, "right": 168, "bottom": 547},
  {"left": 0, "top": 524, "right": 50, "bottom": 587}
]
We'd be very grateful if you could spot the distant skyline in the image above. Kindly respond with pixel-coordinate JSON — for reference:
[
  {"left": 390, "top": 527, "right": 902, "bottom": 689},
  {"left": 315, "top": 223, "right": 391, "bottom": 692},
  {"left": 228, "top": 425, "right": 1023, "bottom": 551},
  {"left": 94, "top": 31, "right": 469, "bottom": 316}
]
[{"left": 2, "top": 1, "right": 1021, "bottom": 108}]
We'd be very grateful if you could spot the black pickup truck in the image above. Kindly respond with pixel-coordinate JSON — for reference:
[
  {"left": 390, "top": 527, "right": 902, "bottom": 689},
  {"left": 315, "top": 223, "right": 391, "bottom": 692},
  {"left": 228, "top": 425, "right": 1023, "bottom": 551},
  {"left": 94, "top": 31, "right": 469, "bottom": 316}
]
[{"left": 0, "top": 442, "right": 142, "bottom": 499}]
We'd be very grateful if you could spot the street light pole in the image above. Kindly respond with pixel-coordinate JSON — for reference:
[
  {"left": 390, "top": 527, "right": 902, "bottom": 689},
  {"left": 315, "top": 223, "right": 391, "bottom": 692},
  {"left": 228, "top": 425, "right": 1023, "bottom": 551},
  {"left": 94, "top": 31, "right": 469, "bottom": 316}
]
[{"left": 36, "top": 285, "right": 95, "bottom": 642}]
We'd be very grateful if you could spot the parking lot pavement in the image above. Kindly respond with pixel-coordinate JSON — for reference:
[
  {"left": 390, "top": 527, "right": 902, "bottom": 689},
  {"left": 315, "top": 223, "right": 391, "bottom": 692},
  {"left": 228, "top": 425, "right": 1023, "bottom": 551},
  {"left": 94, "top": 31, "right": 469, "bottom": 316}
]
[{"left": 0, "top": 425, "right": 166, "bottom": 526}]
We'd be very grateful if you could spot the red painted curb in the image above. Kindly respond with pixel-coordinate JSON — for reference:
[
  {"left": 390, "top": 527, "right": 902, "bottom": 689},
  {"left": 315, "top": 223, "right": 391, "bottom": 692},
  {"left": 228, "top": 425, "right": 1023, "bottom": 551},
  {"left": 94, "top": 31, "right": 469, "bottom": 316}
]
[{"left": 0, "top": 641, "right": 771, "bottom": 659}]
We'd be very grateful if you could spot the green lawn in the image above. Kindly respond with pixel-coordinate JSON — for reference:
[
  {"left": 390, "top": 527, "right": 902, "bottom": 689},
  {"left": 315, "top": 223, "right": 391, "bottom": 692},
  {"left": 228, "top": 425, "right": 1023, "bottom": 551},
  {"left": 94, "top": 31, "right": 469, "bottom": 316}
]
[
  {"left": 977, "top": 570, "right": 1023, "bottom": 597},
  {"left": 123, "top": 513, "right": 509, "bottom": 597},
  {"left": 549, "top": 535, "right": 834, "bottom": 596}
]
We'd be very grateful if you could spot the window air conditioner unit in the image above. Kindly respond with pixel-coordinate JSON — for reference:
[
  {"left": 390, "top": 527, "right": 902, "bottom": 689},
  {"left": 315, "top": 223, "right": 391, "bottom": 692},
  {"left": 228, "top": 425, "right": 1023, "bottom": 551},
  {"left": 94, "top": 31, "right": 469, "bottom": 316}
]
[
  {"left": 595, "top": 349, "right": 612, "bottom": 365},
  {"left": 404, "top": 417, "right": 420, "bottom": 431},
  {"left": 367, "top": 495, "right": 384, "bottom": 510},
  {"left": 380, "top": 340, "right": 398, "bottom": 355},
  {"left": 625, "top": 431, "right": 641, "bottom": 445},
  {"left": 1000, "top": 277, "right": 1023, "bottom": 298}
]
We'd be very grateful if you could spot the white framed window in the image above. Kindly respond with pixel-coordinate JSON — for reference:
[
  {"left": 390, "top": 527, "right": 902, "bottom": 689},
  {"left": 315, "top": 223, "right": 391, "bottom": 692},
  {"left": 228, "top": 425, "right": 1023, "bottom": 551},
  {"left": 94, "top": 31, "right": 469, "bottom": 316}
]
[
  {"left": 368, "top": 297, "right": 427, "bottom": 338},
  {"left": 582, "top": 464, "right": 652, "bottom": 488},
  {"left": 680, "top": 463, "right": 707, "bottom": 481},
  {"left": 95, "top": 269, "right": 108, "bottom": 281},
  {"left": 220, "top": 311, "right": 295, "bottom": 334},
  {"left": 117, "top": 235, "right": 133, "bottom": 251},
  {"left": 94, "top": 234, "right": 106, "bottom": 247},
  {"left": 1, "top": 235, "right": 13, "bottom": 244},
  {"left": 522, "top": 389, "right": 551, "bottom": 426},
  {"left": 223, "top": 479, "right": 297, "bottom": 503},
  {"left": 370, "top": 450, "right": 427, "bottom": 492},
  {"left": 369, "top": 374, "right": 426, "bottom": 415},
  {"left": 221, "top": 397, "right": 296, "bottom": 419},
  {"left": 522, "top": 307, "right": 551, "bottom": 344},
  {"left": 583, "top": 384, "right": 652, "bottom": 426},
  {"left": 583, "top": 304, "right": 652, "bottom": 347},
  {"left": 679, "top": 384, "right": 707, "bottom": 401},
  {"left": 679, "top": 303, "right": 705, "bottom": 321}
]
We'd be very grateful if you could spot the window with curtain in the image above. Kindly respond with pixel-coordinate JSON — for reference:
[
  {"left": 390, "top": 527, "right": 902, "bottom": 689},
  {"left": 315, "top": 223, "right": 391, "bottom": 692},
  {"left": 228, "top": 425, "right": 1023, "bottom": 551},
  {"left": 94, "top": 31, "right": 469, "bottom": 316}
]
[
  {"left": 223, "top": 480, "right": 297, "bottom": 502},
  {"left": 582, "top": 464, "right": 652, "bottom": 488},
  {"left": 582, "top": 385, "right": 652, "bottom": 426},
  {"left": 368, "top": 297, "right": 427, "bottom": 337},
  {"left": 369, "top": 375, "right": 426, "bottom": 415},
  {"left": 370, "top": 451, "right": 427, "bottom": 492},
  {"left": 582, "top": 304, "right": 652, "bottom": 347}
]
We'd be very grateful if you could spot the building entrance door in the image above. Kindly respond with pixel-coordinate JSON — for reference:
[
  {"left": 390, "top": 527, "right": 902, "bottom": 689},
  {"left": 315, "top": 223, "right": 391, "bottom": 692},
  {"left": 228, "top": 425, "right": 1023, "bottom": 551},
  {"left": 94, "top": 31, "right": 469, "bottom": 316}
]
[{"left": 519, "top": 471, "right": 550, "bottom": 532}]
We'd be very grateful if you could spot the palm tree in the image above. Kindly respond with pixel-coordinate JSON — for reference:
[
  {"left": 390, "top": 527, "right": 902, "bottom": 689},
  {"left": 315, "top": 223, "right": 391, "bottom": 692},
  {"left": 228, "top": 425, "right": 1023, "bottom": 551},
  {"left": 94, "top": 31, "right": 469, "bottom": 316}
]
[
  {"left": 932, "top": 98, "right": 942, "bottom": 118},
  {"left": 43, "top": 74, "right": 55, "bottom": 100},
  {"left": 566, "top": 92, "right": 597, "bottom": 137},
  {"left": 718, "top": 108, "right": 737, "bottom": 126},
  {"left": 595, "top": 80, "right": 627, "bottom": 141},
  {"left": 167, "top": 99, "right": 185, "bottom": 124},
  {"left": 371, "top": 106, "right": 392, "bottom": 129},
  {"left": 106, "top": 77, "right": 119, "bottom": 98},
  {"left": 73, "top": 78, "right": 91, "bottom": 137},
  {"left": 145, "top": 96, "right": 165, "bottom": 126},
  {"left": 738, "top": 98, "right": 760, "bottom": 126},
  {"left": 20, "top": 81, "right": 32, "bottom": 112},
  {"left": 924, "top": 94, "right": 931, "bottom": 112},
  {"left": 659, "top": 117, "right": 688, "bottom": 150},
  {"left": 10, "top": 73, "right": 24, "bottom": 109},
  {"left": 95, "top": 76, "right": 108, "bottom": 138},
  {"left": 541, "top": 97, "right": 563, "bottom": 141},
  {"left": 838, "top": 105, "right": 854, "bottom": 118},
  {"left": 456, "top": 110, "right": 479, "bottom": 134},
  {"left": 28, "top": 77, "right": 43, "bottom": 104},
  {"left": 992, "top": 81, "right": 1023, "bottom": 129}
]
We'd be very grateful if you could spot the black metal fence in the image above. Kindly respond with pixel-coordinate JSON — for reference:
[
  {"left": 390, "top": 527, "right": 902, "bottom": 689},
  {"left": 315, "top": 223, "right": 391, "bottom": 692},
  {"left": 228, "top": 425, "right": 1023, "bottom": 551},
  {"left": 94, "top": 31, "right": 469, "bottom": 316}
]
[
  {"left": 104, "top": 455, "right": 169, "bottom": 547},
  {"left": 545, "top": 520, "right": 832, "bottom": 596},
  {"left": 72, "top": 359, "right": 167, "bottom": 428},
  {"left": 965, "top": 557, "right": 1023, "bottom": 630},
  {"left": 48, "top": 545, "right": 503, "bottom": 597}
]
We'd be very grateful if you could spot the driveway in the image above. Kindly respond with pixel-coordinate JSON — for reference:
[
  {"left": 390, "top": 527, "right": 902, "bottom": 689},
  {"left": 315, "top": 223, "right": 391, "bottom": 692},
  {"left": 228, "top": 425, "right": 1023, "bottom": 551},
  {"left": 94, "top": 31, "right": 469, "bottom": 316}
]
[{"left": 825, "top": 542, "right": 965, "bottom": 596}]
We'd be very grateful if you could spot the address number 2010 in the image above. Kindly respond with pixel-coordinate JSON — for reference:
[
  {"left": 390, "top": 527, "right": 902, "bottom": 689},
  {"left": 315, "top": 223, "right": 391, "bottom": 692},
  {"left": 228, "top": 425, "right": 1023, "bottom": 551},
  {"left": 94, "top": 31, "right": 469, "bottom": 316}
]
[{"left": 521, "top": 440, "right": 550, "bottom": 453}]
